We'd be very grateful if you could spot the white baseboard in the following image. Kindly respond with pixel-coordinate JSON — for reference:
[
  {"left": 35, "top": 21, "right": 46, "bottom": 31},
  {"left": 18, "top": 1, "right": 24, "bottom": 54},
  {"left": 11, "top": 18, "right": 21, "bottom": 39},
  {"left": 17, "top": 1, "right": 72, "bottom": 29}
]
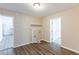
[
  {"left": 13, "top": 42, "right": 30, "bottom": 48},
  {"left": 14, "top": 41, "right": 40, "bottom": 48},
  {"left": 61, "top": 45, "right": 79, "bottom": 54}
]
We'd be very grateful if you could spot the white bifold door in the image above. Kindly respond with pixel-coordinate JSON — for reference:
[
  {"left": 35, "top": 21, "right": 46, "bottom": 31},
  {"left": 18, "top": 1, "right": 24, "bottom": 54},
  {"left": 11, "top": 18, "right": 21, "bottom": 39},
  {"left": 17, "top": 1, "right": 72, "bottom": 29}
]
[{"left": 0, "top": 15, "right": 14, "bottom": 50}]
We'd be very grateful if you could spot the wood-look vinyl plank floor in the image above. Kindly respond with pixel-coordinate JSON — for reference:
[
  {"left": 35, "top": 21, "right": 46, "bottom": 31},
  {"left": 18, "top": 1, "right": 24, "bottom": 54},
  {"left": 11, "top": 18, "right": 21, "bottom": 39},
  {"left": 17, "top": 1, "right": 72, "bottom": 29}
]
[{"left": 0, "top": 42, "right": 78, "bottom": 55}]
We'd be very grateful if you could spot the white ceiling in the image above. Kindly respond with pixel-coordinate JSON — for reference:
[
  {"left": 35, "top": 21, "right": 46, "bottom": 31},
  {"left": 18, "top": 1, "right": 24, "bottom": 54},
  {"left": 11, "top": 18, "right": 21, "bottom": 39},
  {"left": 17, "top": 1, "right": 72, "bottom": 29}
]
[{"left": 0, "top": 3, "right": 79, "bottom": 17}]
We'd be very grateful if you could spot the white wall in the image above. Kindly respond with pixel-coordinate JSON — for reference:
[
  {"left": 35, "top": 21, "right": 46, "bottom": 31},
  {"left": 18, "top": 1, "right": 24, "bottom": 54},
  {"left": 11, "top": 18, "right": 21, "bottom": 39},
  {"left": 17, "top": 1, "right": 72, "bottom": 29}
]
[
  {"left": 42, "top": 17, "right": 50, "bottom": 42},
  {"left": 0, "top": 8, "right": 42, "bottom": 48},
  {"left": 42, "top": 6, "right": 79, "bottom": 52},
  {"left": 14, "top": 13, "right": 42, "bottom": 47}
]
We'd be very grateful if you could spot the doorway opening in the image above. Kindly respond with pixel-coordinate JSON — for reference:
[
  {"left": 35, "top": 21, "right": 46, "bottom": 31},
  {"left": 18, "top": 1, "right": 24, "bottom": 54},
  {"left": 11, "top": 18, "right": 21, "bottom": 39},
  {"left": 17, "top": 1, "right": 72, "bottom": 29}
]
[
  {"left": 31, "top": 24, "right": 42, "bottom": 43},
  {"left": 50, "top": 17, "right": 61, "bottom": 45},
  {"left": 0, "top": 15, "right": 14, "bottom": 50}
]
